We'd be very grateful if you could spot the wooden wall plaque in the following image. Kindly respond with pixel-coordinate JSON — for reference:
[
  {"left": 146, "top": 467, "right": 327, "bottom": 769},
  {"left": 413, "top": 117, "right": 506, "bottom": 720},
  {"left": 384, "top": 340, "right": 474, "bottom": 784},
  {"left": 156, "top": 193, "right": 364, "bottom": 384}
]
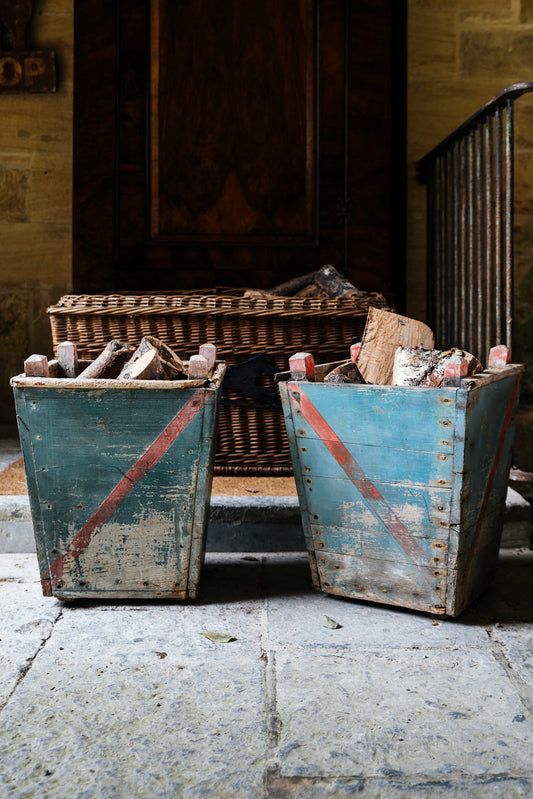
[{"left": 0, "top": 0, "right": 56, "bottom": 93}]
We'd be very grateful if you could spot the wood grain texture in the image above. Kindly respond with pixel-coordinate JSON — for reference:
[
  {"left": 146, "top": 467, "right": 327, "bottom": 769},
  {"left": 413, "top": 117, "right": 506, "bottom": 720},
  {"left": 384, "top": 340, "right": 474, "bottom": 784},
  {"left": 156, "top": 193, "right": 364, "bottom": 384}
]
[
  {"left": 73, "top": 0, "right": 403, "bottom": 294},
  {"left": 287, "top": 381, "right": 456, "bottom": 451},
  {"left": 151, "top": 0, "right": 315, "bottom": 242},
  {"left": 357, "top": 308, "right": 435, "bottom": 385},
  {"left": 296, "top": 438, "right": 453, "bottom": 487},
  {"left": 315, "top": 551, "right": 445, "bottom": 614}
]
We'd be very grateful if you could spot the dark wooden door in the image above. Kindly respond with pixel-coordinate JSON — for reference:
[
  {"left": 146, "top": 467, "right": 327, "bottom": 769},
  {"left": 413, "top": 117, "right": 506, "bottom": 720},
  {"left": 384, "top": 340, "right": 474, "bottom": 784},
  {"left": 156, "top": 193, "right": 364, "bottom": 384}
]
[{"left": 74, "top": 0, "right": 405, "bottom": 298}]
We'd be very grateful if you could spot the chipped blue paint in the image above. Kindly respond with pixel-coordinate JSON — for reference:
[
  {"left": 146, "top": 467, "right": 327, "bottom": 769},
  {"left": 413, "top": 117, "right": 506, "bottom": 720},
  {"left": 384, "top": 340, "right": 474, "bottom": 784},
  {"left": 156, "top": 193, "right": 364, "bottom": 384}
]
[
  {"left": 12, "top": 367, "right": 225, "bottom": 600},
  {"left": 279, "top": 365, "right": 523, "bottom": 617}
]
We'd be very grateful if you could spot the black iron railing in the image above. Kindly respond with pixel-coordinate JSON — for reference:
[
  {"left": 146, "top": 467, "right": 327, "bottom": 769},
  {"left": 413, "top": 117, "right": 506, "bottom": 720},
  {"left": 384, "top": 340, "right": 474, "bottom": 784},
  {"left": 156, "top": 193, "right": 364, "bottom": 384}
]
[{"left": 418, "top": 82, "right": 533, "bottom": 362}]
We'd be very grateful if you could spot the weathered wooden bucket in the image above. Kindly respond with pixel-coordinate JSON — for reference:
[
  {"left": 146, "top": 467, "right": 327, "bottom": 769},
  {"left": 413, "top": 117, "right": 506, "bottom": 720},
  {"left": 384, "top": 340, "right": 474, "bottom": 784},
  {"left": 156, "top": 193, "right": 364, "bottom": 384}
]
[
  {"left": 11, "top": 363, "right": 225, "bottom": 600},
  {"left": 278, "top": 361, "right": 523, "bottom": 617}
]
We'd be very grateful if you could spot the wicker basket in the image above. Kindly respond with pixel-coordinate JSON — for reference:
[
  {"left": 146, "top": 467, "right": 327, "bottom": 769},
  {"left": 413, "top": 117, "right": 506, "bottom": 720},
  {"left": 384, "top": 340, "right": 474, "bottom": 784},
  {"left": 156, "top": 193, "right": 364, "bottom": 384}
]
[{"left": 47, "top": 290, "right": 390, "bottom": 475}]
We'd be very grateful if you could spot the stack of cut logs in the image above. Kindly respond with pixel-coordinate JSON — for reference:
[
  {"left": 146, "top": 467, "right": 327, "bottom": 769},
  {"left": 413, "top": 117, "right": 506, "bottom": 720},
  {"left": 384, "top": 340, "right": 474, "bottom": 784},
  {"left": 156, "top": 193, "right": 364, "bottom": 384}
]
[
  {"left": 23, "top": 336, "right": 217, "bottom": 382},
  {"left": 245, "top": 264, "right": 364, "bottom": 300},
  {"left": 288, "top": 308, "right": 511, "bottom": 387}
]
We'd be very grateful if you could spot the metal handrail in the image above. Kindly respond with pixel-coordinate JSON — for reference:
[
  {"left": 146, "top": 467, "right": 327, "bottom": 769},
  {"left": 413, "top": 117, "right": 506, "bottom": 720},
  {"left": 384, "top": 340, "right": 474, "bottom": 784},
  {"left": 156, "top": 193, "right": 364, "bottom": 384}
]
[{"left": 418, "top": 82, "right": 533, "bottom": 362}]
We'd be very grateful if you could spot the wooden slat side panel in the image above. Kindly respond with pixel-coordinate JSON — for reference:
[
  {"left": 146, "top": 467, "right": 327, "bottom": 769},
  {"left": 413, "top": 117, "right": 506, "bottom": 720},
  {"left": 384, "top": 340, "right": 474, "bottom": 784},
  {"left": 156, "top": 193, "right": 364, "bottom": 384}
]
[
  {"left": 279, "top": 381, "right": 321, "bottom": 588},
  {"left": 282, "top": 379, "right": 455, "bottom": 611},
  {"left": 315, "top": 551, "right": 446, "bottom": 615},
  {"left": 290, "top": 383, "right": 456, "bottom": 452},
  {"left": 17, "top": 384, "right": 216, "bottom": 598},
  {"left": 13, "top": 388, "right": 52, "bottom": 593},
  {"left": 303, "top": 478, "right": 450, "bottom": 539},
  {"left": 71, "top": 506, "right": 190, "bottom": 596},
  {"left": 446, "top": 389, "right": 468, "bottom": 577},
  {"left": 279, "top": 382, "right": 313, "bottom": 547},
  {"left": 457, "top": 374, "right": 521, "bottom": 566},
  {"left": 296, "top": 437, "right": 453, "bottom": 487},
  {"left": 447, "top": 511, "right": 505, "bottom": 616},
  {"left": 451, "top": 372, "right": 521, "bottom": 614},
  {"left": 187, "top": 388, "right": 219, "bottom": 597},
  {"left": 310, "top": 523, "right": 448, "bottom": 569}
]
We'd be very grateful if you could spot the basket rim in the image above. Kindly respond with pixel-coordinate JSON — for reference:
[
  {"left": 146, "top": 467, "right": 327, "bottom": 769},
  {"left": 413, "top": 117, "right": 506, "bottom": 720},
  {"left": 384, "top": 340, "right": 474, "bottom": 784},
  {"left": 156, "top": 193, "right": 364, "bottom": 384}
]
[{"left": 47, "top": 290, "right": 390, "bottom": 320}]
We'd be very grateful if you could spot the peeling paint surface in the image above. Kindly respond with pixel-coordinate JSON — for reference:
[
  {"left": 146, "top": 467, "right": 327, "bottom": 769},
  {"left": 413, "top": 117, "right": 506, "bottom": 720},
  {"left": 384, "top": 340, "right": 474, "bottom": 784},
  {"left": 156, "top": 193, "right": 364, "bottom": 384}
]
[
  {"left": 12, "top": 371, "right": 224, "bottom": 599},
  {"left": 279, "top": 368, "right": 522, "bottom": 617}
]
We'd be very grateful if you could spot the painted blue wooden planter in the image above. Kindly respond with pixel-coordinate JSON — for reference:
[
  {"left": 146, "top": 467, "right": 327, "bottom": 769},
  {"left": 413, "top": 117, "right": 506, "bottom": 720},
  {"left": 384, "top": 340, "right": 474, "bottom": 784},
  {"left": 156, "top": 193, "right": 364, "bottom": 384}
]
[
  {"left": 11, "top": 364, "right": 226, "bottom": 600},
  {"left": 278, "top": 362, "right": 523, "bottom": 616}
]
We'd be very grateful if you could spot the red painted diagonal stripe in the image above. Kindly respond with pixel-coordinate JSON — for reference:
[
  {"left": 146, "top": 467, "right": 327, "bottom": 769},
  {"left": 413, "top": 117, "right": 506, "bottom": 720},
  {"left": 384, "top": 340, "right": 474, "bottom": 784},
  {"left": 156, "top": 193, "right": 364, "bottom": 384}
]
[
  {"left": 290, "top": 384, "right": 432, "bottom": 574},
  {"left": 42, "top": 390, "right": 207, "bottom": 592},
  {"left": 464, "top": 377, "right": 520, "bottom": 576}
]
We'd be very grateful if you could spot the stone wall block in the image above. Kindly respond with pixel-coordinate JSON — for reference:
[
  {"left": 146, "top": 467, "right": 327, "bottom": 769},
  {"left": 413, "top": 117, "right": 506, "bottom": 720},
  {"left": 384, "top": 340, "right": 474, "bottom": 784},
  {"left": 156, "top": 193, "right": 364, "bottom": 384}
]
[
  {"left": 0, "top": 164, "right": 30, "bottom": 223},
  {"left": 409, "top": 11, "right": 457, "bottom": 80},
  {"left": 31, "top": 155, "right": 72, "bottom": 223},
  {"left": 460, "top": 29, "right": 533, "bottom": 79},
  {"left": 407, "top": 79, "right": 505, "bottom": 159},
  {"left": 513, "top": 151, "right": 533, "bottom": 215},
  {"left": 0, "top": 291, "right": 31, "bottom": 420},
  {"left": 520, "top": 0, "right": 533, "bottom": 24},
  {"left": 514, "top": 98, "right": 533, "bottom": 150},
  {"left": 411, "top": 0, "right": 513, "bottom": 9}
]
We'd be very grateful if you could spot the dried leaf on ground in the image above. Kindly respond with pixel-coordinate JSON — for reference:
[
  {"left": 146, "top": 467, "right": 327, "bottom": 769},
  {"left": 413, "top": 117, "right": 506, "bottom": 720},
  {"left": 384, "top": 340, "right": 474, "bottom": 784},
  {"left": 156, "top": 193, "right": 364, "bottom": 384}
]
[
  {"left": 322, "top": 615, "right": 342, "bottom": 629},
  {"left": 202, "top": 631, "right": 237, "bottom": 643}
]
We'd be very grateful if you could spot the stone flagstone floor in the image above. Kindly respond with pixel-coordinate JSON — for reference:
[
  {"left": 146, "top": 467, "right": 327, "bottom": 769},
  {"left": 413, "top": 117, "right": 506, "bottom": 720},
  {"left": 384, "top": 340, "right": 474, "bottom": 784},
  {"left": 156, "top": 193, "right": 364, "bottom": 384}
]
[{"left": 1, "top": 549, "right": 533, "bottom": 798}]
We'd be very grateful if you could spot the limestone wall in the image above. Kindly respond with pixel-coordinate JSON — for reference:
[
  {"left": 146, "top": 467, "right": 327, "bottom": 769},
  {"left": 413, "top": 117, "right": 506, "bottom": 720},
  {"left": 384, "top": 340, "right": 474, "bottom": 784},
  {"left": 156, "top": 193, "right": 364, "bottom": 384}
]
[{"left": 0, "top": 0, "right": 73, "bottom": 429}]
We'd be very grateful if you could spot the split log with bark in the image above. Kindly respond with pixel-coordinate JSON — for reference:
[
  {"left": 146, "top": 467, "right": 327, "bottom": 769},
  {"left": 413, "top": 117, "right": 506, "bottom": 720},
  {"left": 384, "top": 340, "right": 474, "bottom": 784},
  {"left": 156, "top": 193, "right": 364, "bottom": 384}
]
[
  {"left": 118, "top": 335, "right": 186, "bottom": 380},
  {"left": 76, "top": 340, "right": 136, "bottom": 380},
  {"left": 392, "top": 347, "right": 483, "bottom": 387}
]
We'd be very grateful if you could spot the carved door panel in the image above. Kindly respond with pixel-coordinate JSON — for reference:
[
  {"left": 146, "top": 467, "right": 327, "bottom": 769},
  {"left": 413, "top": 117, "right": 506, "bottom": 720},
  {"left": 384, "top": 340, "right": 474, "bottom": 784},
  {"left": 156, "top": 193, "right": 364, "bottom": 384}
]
[{"left": 74, "top": 0, "right": 404, "bottom": 296}]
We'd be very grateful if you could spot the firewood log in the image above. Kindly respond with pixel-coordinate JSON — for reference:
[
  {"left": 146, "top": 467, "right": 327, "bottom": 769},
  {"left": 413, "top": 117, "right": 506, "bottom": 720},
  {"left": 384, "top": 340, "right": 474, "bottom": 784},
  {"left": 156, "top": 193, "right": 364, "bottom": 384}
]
[
  {"left": 324, "top": 360, "right": 365, "bottom": 384},
  {"left": 425, "top": 349, "right": 482, "bottom": 386},
  {"left": 392, "top": 346, "right": 483, "bottom": 387},
  {"left": 314, "top": 265, "right": 363, "bottom": 298},
  {"left": 357, "top": 308, "right": 435, "bottom": 385},
  {"left": 293, "top": 282, "right": 320, "bottom": 298},
  {"left": 392, "top": 346, "right": 439, "bottom": 386},
  {"left": 243, "top": 289, "right": 271, "bottom": 298},
  {"left": 128, "top": 348, "right": 165, "bottom": 380},
  {"left": 268, "top": 271, "right": 317, "bottom": 296},
  {"left": 243, "top": 272, "right": 318, "bottom": 298},
  {"left": 77, "top": 340, "right": 135, "bottom": 380},
  {"left": 119, "top": 335, "right": 185, "bottom": 380}
]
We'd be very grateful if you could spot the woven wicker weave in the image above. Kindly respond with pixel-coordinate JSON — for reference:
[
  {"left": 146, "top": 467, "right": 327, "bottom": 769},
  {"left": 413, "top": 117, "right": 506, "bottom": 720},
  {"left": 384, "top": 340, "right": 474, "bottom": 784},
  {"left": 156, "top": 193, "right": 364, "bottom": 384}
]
[{"left": 48, "top": 290, "right": 390, "bottom": 475}]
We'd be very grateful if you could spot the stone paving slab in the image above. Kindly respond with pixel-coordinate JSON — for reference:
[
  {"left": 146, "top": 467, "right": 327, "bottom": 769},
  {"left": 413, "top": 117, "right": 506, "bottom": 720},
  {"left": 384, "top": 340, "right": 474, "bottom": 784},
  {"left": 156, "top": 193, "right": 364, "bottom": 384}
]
[
  {"left": 489, "top": 620, "right": 533, "bottom": 704},
  {"left": 0, "top": 554, "right": 62, "bottom": 707},
  {"left": 272, "top": 647, "right": 533, "bottom": 779},
  {"left": 0, "top": 656, "right": 268, "bottom": 799},
  {"left": 1, "top": 552, "right": 533, "bottom": 798},
  {"left": 266, "top": 590, "right": 491, "bottom": 651},
  {"left": 265, "top": 773, "right": 533, "bottom": 798}
]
